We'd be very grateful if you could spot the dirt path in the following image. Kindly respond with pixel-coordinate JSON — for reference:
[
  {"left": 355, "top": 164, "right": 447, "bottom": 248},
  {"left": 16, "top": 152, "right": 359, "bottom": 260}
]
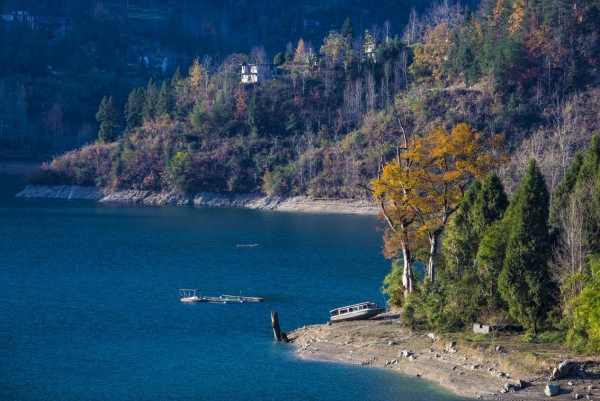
[{"left": 288, "top": 312, "right": 600, "bottom": 400}]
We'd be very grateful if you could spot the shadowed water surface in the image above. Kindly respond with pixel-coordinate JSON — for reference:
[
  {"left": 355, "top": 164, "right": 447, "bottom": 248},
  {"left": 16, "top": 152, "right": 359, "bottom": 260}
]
[{"left": 0, "top": 172, "right": 470, "bottom": 400}]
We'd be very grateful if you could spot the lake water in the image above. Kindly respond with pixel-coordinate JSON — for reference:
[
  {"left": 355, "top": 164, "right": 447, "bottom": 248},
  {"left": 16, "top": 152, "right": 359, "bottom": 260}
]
[{"left": 0, "top": 170, "right": 469, "bottom": 400}]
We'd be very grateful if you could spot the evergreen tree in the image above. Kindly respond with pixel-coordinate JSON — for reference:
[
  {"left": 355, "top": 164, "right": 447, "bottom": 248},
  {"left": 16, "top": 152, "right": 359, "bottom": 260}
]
[
  {"left": 472, "top": 171, "right": 509, "bottom": 234},
  {"left": 444, "top": 180, "right": 481, "bottom": 275},
  {"left": 142, "top": 78, "right": 158, "bottom": 122},
  {"left": 498, "top": 159, "right": 552, "bottom": 333},
  {"left": 124, "top": 88, "right": 145, "bottom": 131},
  {"left": 477, "top": 218, "right": 510, "bottom": 307},
  {"left": 576, "top": 132, "right": 600, "bottom": 188},
  {"left": 274, "top": 52, "right": 285, "bottom": 66},
  {"left": 550, "top": 151, "right": 583, "bottom": 226},
  {"left": 442, "top": 171, "right": 508, "bottom": 314},
  {"left": 341, "top": 18, "right": 355, "bottom": 41},
  {"left": 156, "top": 79, "right": 174, "bottom": 117},
  {"left": 171, "top": 67, "right": 183, "bottom": 89},
  {"left": 95, "top": 95, "right": 120, "bottom": 143}
]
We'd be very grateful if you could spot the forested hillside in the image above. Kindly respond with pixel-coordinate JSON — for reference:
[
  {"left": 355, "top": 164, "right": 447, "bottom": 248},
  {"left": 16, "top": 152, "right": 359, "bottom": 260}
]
[
  {"left": 22, "top": 0, "right": 600, "bottom": 350},
  {"left": 0, "top": 0, "right": 434, "bottom": 155}
]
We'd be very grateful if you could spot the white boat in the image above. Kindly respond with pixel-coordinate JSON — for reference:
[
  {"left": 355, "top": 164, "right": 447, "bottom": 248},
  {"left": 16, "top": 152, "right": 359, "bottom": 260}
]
[
  {"left": 179, "top": 289, "right": 206, "bottom": 303},
  {"left": 329, "top": 301, "right": 385, "bottom": 322}
]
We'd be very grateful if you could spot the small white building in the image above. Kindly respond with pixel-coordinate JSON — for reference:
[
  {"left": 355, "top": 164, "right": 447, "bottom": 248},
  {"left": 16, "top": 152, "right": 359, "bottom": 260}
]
[
  {"left": 364, "top": 42, "right": 378, "bottom": 62},
  {"left": 240, "top": 63, "right": 277, "bottom": 83}
]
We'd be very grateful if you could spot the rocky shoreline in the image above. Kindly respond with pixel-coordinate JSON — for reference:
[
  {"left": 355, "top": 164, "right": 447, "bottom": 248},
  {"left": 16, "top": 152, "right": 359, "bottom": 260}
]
[
  {"left": 15, "top": 184, "right": 379, "bottom": 215},
  {"left": 288, "top": 313, "right": 600, "bottom": 401}
]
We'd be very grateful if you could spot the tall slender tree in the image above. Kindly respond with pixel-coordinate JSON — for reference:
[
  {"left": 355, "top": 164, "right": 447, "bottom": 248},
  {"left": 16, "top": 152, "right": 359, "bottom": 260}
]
[
  {"left": 96, "top": 95, "right": 120, "bottom": 143},
  {"left": 551, "top": 151, "right": 583, "bottom": 226},
  {"left": 498, "top": 159, "right": 552, "bottom": 333},
  {"left": 156, "top": 79, "right": 174, "bottom": 117},
  {"left": 124, "top": 88, "right": 145, "bottom": 131},
  {"left": 142, "top": 78, "right": 158, "bottom": 122}
]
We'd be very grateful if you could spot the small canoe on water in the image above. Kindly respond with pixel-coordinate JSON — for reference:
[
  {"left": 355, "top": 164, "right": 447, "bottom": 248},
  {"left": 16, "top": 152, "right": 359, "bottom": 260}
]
[{"left": 329, "top": 301, "right": 385, "bottom": 322}]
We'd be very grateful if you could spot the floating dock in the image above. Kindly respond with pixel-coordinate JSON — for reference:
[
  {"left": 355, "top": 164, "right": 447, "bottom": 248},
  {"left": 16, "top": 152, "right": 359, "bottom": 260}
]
[{"left": 179, "top": 289, "right": 263, "bottom": 304}]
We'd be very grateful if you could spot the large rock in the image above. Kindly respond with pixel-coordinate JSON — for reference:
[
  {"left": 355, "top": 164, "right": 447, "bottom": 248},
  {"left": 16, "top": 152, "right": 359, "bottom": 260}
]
[
  {"left": 544, "top": 384, "right": 560, "bottom": 396},
  {"left": 551, "top": 361, "right": 572, "bottom": 380}
]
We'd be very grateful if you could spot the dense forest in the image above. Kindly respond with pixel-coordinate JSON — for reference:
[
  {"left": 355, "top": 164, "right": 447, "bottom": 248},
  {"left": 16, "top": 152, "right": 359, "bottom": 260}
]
[
  {"left": 17, "top": 0, "right": 600, "bottom": 353},
  {"left": 0, "top": 0, "right": 435, "bottom": 155}
]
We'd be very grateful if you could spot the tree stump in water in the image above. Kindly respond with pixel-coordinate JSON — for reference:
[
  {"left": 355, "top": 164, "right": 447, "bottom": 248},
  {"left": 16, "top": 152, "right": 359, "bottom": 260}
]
[{"left": 271, "top": 310, "right": 288, "bottom": 342}]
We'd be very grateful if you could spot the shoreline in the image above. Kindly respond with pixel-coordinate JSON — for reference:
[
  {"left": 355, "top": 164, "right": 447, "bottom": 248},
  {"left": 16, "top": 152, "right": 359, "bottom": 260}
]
[
  {"left": 15, "top": 184, "right": 379, "bottom": 215},
  {"left": 288, "top": 313, "right": 600, "bottom": 400}
]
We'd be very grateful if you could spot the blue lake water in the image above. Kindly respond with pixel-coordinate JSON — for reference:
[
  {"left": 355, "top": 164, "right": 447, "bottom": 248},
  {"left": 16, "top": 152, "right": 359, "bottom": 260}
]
[{"left": 0, "top": 171, "right": 469, "bottom": 400}]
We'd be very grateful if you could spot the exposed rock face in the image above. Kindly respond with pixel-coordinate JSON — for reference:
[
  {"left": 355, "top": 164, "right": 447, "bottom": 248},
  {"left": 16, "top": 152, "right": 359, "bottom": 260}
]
[{"left": 16, "top": 185, "right": 379, "bottom": 214}]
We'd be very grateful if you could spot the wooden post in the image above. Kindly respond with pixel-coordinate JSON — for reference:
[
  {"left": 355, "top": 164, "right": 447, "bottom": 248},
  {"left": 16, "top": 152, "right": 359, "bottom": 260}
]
[{"left": 271, "top": 310, "right": 288, "bottom": 342}]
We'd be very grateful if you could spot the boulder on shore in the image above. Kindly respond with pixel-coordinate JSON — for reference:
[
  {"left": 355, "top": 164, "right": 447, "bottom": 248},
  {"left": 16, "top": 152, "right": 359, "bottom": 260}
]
[
  {"left": 551, "top": 361, "right": 572, "bottom": 380},
  {"left": 544, "top": 384, "right": 560, "bottom": 396}
]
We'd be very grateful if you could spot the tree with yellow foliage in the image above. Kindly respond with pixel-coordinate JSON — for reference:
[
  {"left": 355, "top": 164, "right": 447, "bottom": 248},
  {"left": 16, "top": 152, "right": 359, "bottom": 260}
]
[
  {"left": 409, "top": 23, "right": 455, "bottom": 85},
  {"left": 372, "top": 123, "right": 505, "bottom": 295},
  {"left": 293, "top": 39, "right": 306, "bottom": 63}
]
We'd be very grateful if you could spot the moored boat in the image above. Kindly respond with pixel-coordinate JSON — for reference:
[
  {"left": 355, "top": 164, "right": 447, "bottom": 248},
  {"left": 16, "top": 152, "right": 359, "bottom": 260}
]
[
  {"left": 329, "top": 301, "right": 385, "bottom": 322},
  {"left": 179, "top": 289, "right": 207, "bottom": 303}
]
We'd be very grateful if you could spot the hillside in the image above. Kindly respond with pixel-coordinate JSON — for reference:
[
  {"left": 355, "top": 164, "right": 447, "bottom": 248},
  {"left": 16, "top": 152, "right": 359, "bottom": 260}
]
[{"left": 0, "top": 0, "right": 432, "bottom": 156}]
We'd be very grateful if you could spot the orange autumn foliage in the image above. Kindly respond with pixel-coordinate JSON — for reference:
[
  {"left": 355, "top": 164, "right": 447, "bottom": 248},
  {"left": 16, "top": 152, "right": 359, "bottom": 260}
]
[{"left": 372, "top": 123, "right": 507, "bottom": 281}]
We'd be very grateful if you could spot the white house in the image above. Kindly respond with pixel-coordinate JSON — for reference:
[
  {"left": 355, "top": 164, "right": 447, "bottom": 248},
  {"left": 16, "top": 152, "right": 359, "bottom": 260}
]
[{"left": 240, "top": 63, "right": 277, "bottom": 83}]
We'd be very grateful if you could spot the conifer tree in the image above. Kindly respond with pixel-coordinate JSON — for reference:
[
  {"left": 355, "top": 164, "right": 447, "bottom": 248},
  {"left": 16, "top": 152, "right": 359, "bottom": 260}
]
[
  {"left": 498, "top": 159, "right": 552, "bottom": 333},
  {"left": 96, "top": 95, "right": 120, "bottom": 143},
  {"left": 550, "top": 151, "right": 583, "bottom": 226},
  {"left": 124, "top": 88, "right": 145, "bottom": 131},
  {"left": 341, "top": 18, "right": 355, "bottom": 41},
  {"left": 171, "top": 67, "right": 183, "bottom": 89},
  {"left": 142, "top": 78, "right": 158, "bottom": 122},
  {"left": 445, "top": 171, "right": 508, "bottom": 275},
  {"left": 444, "top": 180, "right": 481, "bottom": 274},
  {"left": 156, "top": 79, "right": 174, "bottom": 117},
  {"left": 576, "top": 132, "right": 600, "bottom": 188}
]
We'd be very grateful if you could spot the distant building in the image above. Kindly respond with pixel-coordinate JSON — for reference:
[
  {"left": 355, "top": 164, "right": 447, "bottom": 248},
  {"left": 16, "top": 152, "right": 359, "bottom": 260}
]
[
  {"left": 240, "top": 63, "right": 277, "bottom": 84},
  {"left": 364, "top": 42, "right": 378, "bottom": 62}
]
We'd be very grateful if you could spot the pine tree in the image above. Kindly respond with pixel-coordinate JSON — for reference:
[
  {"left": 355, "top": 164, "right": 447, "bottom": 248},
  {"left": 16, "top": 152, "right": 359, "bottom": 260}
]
[
  {"left": 576, "top": 132, "right": 600, "bottom": 188},
  {"left": 341, "top": 18, "right": 355, "bottom": 41},
  {"left": 96, "top": 95, "right": 120, "bottom": 143},
  {"left": 472, "top": 171, "right": 509, "bottom": 235},
  {"left": 142, "top": 78, "right": 158, "bottom": 122},
  {"left": 446, "top": 171, "right": 509, "bottom": 275},
  {"left": 171, "top": 67, "right": 183, "bottom": 89},
  {"left": 124, "top": 88, "right": 145, "bottom": 131},
  {"left": 444, "top": 180, "right": 482, "bottom": 275},
  {"left": 156, "top": 79, "right": 174, "bottom": 117},
  {"left": 498, "top": 159, "right": 552, "bottom": 333},
  {"left": 550, "top": 151, "right": 583, "bottom": 226}
]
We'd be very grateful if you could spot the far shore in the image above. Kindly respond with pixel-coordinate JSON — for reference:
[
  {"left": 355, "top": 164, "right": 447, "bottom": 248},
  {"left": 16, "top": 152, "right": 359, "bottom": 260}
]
[
  {"left": 0, "top": 160, "right": 42, "bottom": 175},
  {"left": 15, "top": 184, "right": 379, "bottom": 215},
  {"left": 288, "top": 313, "right": 600, "bottom": 401}
]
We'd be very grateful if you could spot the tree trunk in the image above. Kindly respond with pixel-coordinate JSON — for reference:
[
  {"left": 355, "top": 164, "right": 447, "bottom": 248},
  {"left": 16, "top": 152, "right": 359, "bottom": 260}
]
[
  {"left": 427, "top": 232, "right": 440, "bottom": 283},
  {"left": 402, "top": 244, "right": 414, "bottom": 297}
]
